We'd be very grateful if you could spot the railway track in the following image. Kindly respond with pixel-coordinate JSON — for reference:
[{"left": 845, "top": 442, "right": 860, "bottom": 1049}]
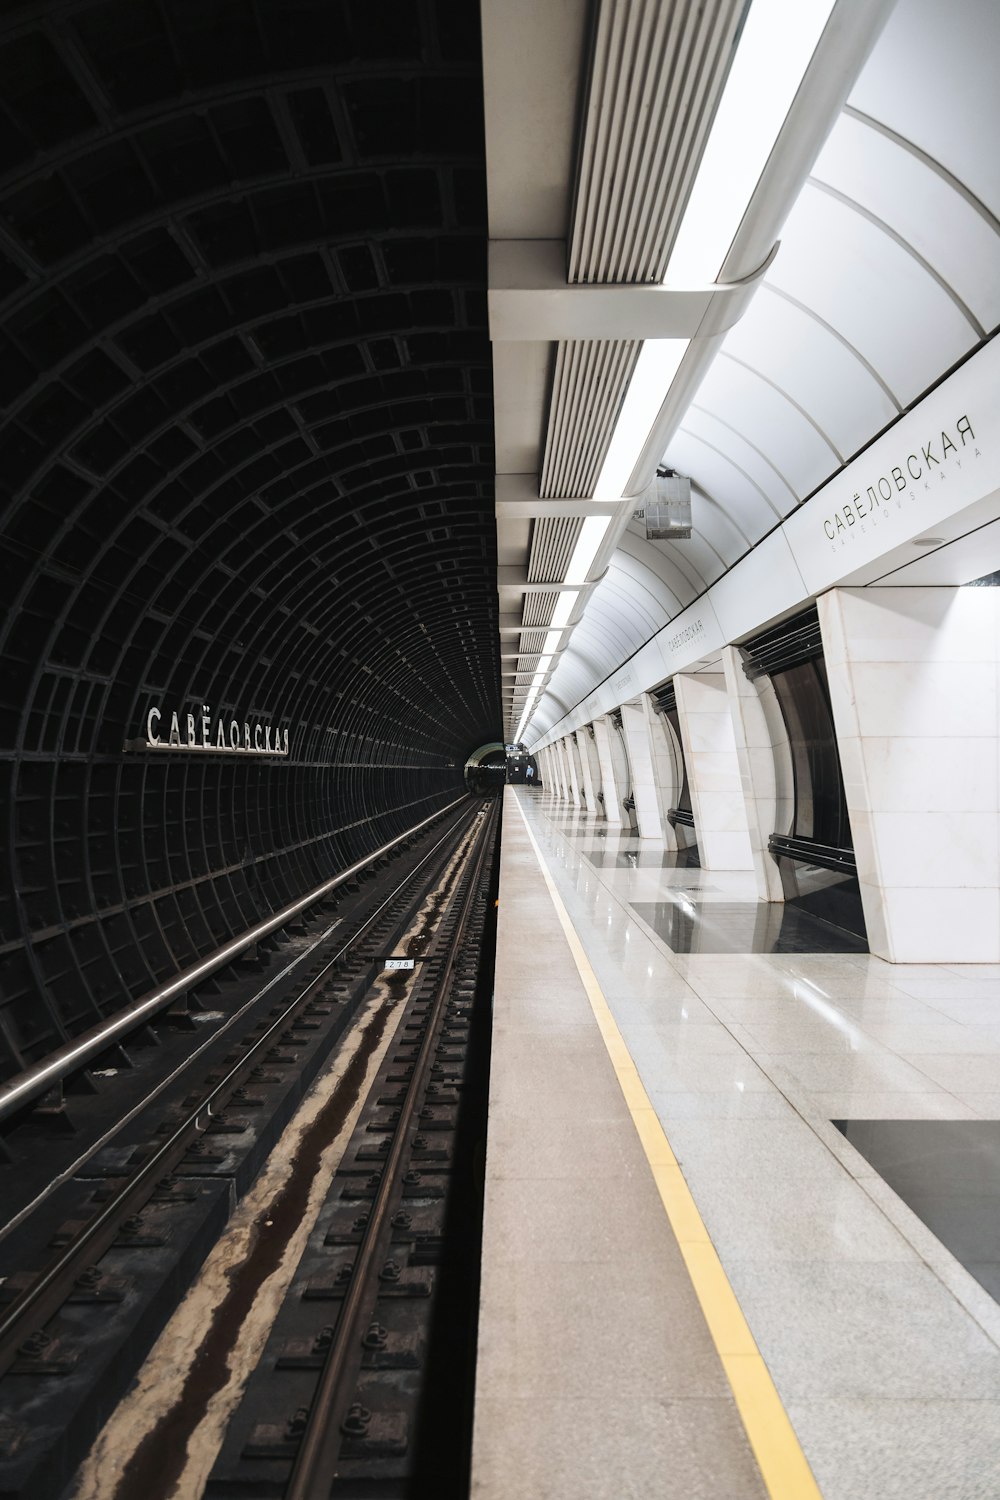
[
  {"left": 0, "top": 797, "right": 498, "bottom": 1500},
  {"left": 206, "top": 797, "right": 499, "bottom": 1498}
]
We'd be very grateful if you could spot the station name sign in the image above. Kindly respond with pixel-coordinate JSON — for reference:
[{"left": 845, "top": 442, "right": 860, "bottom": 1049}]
[
  {"left": 820, "top": 414, "right": 978, "bottom": 543},
  {"left": 126, "top": 704, "right": 290, "bottom": 756}
]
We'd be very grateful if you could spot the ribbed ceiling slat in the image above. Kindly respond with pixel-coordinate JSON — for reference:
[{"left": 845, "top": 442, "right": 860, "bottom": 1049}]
[
  {"left": 527, "top": 515, "right": 583, "bottom": 583},
  {"left": 540, "top": 338, "right": 640, "bottom": 498},
  {"left": 522, "top": 594, "right": 557, "bottom": 629},
  {"left": 569, "top": 0, "right": 746, "bottom": 284}
]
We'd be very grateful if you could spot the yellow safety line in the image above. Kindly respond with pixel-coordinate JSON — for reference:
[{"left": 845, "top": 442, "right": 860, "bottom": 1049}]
[{"left": 514, "top": 798, "right": 823, "bottom": 1500}]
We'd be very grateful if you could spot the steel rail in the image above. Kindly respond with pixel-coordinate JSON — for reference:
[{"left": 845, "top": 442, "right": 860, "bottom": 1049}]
[
  {"left": 0, "top": 796, "right": 468, "bottom": 1124},
  {"left": 285, "top": 799, "right": 498, "bottom": 1500},
  {"left": 0, "top": 800, "right": 480, "bottom": 1378}
]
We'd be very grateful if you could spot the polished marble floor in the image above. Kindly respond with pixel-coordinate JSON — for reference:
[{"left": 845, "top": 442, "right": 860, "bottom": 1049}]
[{"left": 503, "top": 787, "right": 1000, "bottom": 1500}]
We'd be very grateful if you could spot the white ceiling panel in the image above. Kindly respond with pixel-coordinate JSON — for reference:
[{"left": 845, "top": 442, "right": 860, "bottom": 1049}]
[
  {"left": 667, "top": 426, "right": 786, "bottom": 538},
  {"left": 721, "top": 284, "right": 900, "bottom": 458},
  {"left": 617, "top": 529, "right": 697, "bottom": 611},
  {"left": 621, "top": 521, "right": 707, "bottom": 597},
  {"left": 688, "top": 353, "right": 842, "bottom": 496},
  {"left": 847, "top": 0, "right": 1000, "bottom": 221},
  {"left": 608, "top": 549, "right": 680, "bottom": 618},
  {"left": 689, "top": 490, "right": 752, "bottom": 568},
  {"left": 813, "top": 114, "right": 1000, "bottom": 332},
  {"left": 768, "top": 185, "right": 979, "bottom": 403},
  {"left": 651, "top": 529, "right": 721, "bottom": 593},
  {"left": 679, "top": 403, "right": 799, "bottom": 516}
]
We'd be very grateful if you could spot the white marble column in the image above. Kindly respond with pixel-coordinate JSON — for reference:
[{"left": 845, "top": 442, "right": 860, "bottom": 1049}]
[
  {"left": 545, "top": 746, "right": 560, "bottom": 798},
  {"left": 574, "top": 728, "right": 597, "bottom": 814},
  {"left": 620, "top": 701, "right": 664, "bottom": 841},
  {"left": 562, "top": 736, "right": 582, "bottom": 806},
  {"left": 584, "top": 728, "right": 608, "bottom": 820},
  {"left": 544, "top": 746, "right": 561, "bottom": 800},
  {"left": 548, "top": 740, "right": 562, "bottom": 801},
  {"left": 819, "top": 586, "right": 1000, "bottom": 963},
  {"left": 673, "top": 673, "right": 754, "bottom": 870},
  {"left": 647, "top": 702, "right": 693, "bottom": 852},
  {"left": 592, "top": 716, "right": 623, "bottom": 826},
  {"left": 539, "top": 746, "right": 555, "bottom": 796},
  {"left": 721, "top": 645, "right": 792, "bottom": 901},
  {"left": 641, "top": 694, "right": 679, "bottom": 848},
  {"left": 554, "top": 738, "right": 573, "bottom": 804}
]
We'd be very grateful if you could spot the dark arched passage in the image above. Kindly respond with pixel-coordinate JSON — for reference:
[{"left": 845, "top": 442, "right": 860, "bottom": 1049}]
[{"left": 0, "top": 0, "right": 500, "bottom": 1077}]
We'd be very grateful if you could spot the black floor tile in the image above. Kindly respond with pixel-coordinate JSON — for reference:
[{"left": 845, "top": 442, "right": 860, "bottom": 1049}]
[
  {"left": 833, "top": 1120, "right": 1000, "bottom": 1304},
  {"left": 630, "top": 899, "right": 869, "bottom": 954}
]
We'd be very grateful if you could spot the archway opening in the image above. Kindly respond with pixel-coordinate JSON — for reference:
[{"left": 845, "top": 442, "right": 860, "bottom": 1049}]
[{"left": 464, "top": 741, "right": 507, "bottom": 796}]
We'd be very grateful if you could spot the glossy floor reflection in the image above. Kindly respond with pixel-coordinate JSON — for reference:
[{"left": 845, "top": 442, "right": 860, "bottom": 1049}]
[
  {"left": 586, "top": 848, "right": 701, "bottom": 869},
  {"left": 632, "top": 898, "right": 869, "bottom": 954},
  {"left": 834, "top": 1120, "right": 1000, "bottom": 1304}
]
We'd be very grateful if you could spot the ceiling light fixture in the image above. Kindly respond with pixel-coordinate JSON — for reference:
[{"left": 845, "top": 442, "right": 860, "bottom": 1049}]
[
  {"left": 564, "top": 514, "right": 611, "bottom": 584},
  {"left": 548, "top": 588, "right": 580, "bottom": 630},
  {"left": 592, "top": 340, "right": 690, "bottom": 502},
  {"left": 664, "top": 0, "right": 837, "bottom": 285}
]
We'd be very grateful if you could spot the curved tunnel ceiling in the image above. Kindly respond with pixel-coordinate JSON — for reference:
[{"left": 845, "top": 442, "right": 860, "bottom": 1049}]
[
  {"left": 527, "top": 0, "right": 1000, "bottom": 743},
  {"left": 0, "top": 0, "right": 499, "bottom": 1077}
]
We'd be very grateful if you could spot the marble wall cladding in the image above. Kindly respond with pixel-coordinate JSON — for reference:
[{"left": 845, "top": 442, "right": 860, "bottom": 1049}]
[
  {"left": 674, "top": 672, "right": 755, "bottom": 871},
  {"left": 573, "top": 728, "right": 597, "bottom": 814},
  {"left": 722, "top": 645, "right": 790, "bottom": 901},
  {"left": 620, "top": 701, "right": 665, "bottom": 840},
  {"left": 819, "top": 586, "right": 1000, "bottom": 964},
  {"left": 593, "top": 716, "right": 623, "bottom": 825}
]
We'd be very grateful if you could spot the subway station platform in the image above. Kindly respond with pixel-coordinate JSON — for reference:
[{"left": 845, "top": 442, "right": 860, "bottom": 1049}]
[{"left": 473, "top": 786, "right": 1000, "bottom": 1500}]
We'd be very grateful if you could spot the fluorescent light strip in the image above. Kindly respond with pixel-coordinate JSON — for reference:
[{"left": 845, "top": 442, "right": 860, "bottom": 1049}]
[
  {"left": 548, "top": 588, "right": 580, "bottom": 630},
  {"left": 564, "top": 515, "right": 611, "bottom": 584},
  {"left": 592, "top": 340, "right": 689, "bottom": 501},
  {"left": 664, "top": 0, "right": 836, "bottom": 285}
]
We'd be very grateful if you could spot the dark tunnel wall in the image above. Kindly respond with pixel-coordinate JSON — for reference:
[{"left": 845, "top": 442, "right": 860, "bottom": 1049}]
[{"left": 0, "top": 0, "right": 500, "bottom": 1079}]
